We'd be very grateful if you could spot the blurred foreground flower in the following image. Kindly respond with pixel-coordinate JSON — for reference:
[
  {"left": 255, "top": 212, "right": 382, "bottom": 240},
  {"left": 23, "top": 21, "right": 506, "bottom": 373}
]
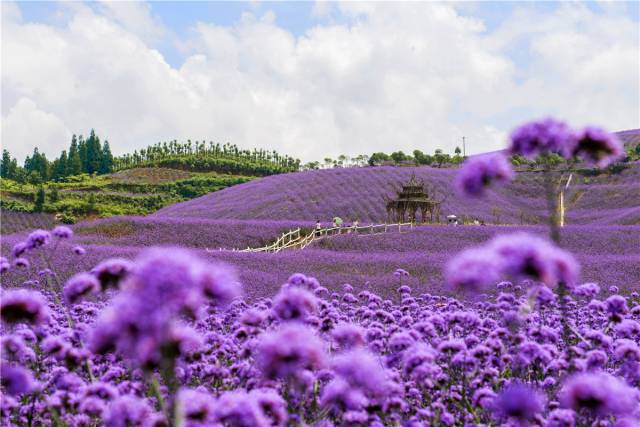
[{"left": 457, "top": 153, "right": 514, "bottom": 197}]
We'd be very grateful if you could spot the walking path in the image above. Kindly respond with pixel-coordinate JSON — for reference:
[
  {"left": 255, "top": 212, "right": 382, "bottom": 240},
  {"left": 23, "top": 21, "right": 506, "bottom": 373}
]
[{"left": 205, "top": 222, "right": 414, "bottom": 253}]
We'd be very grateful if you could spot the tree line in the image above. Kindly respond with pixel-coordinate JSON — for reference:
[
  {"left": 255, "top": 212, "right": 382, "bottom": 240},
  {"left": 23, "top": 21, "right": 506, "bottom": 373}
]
[
  {"left": 1, "top": 130, "right": 113, "bottom": 184},
  {"left": 113, "top": 141, "right": 300, "bottom": 174},
  {"left": 302, "top": 147, "right": 466, "bottom": 170}
]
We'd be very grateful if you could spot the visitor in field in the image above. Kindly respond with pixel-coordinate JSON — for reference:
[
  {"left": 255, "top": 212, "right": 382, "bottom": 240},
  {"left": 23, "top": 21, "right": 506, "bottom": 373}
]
[{"left": 315, "top": 220, "right": 322, "bottom": 236}]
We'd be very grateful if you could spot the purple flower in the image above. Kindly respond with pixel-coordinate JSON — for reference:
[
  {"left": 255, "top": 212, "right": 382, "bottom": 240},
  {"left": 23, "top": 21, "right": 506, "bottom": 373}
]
[
  {"left": 491, "top": 233, "right": 580, "bottom": 286},
  {"left": 73, "top": 245, "right": 86, "bottom": 255},
  {"left": 509, "top": 117, "right": 576, "bottom": 159},
  {"left": 0, "top": 364, "right": 38, "bottom": 396},
  {"left": 198, "top": 263, "right": 241, "bottom": 308},
  {"left": 332, "top": 323, "right": 366, "bottom": 350},
  {"left": 605, "top": 295, "right": 628, "bottom": 322},
  {"left": 11, "top": 242, "right": 27, "bottom": 258},
  {"left": 445, "top": 247, "right": 502, "bottom": 292},
  {"left": 25, "top": 229, "right": 51, "bottom": 250},
  {"left": 457, "top": 153, "right": 514, "bottom": 197},
  {"left": 52, "top": 225, "right": 73, "bottom": 239},
  {"left": 272, "top": 287, "right": 317, "bottom": 322},
  {"left": 91, "top": 258, "right": 134, "bottom": 290},
  {"left": 332, "top": 349, "right": 389, "bottom": 397},
  {"left": 0, "top": 290, "right": 49, "bottom": 325},
  {"left": 103, "top": 395, "right": 154, "bottom": 427},
  {"left": 213, "top": 391, "right": 269, "bottom": 427},
  {"left": 178, "top": 388, "right": 217, "bottom": 425},
  {"left": 573, "top": 283, "right": 600, "bottom": 298},
  {"left": 63, "top": 272, "right": 100, "bottom": 304},
  {"left": 250, "top": 389, "right": 287, "bottom": 427},
  {"left": 559, "top": 372, "right": 637, "bottom": 417},
  {"left": 13, "top": 257, "right": 29, "bottom": 269},
  {"left": 0, "top": 257, "right": 10, "bottom": 274},
  {"left": 493, "top": 383, "right": 545, "bottom": 422},
  {"left": 546, "top": 408, "right": 576, "bottom": 427},
  {"left": 320, "top": 378, "right": 368, "bottom": 414},
  {"left": 256, "top": 323, "right": 326, "bottom": 380},
  {"left": 572, "top": 126, "right": 623, "bottom": 167}
]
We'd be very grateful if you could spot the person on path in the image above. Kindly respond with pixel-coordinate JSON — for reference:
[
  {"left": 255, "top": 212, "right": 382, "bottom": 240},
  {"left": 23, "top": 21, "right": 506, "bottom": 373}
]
[{"left": 315, "top": 220, "right": 322, "bottom": 237}]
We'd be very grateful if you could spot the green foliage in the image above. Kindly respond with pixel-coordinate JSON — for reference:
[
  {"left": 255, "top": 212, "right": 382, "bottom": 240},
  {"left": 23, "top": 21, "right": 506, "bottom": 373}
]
[
  {"left": 390, "top": 151, "right": 411, "bottom": 164},
  {"left": 368, "top": 152, "right": 390, "bottom": 166},
  {"left": 33, "top": 186, "right": 46, "bottom": 212},
  {"left": 114, "top": 141, "right": 300, "bottom": 176},
  {"left": 49, "top": 186, "right": 60, "bottom": 203}
]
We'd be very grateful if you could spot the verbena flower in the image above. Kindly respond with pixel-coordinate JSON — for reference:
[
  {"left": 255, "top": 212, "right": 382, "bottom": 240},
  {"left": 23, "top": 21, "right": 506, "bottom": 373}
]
[
  {"left": 457, "top": 153, "right": 514, "bottom": 197},
  {"left": 52, "top": 225, "right": 73, "bottom": 239},
  {"left": 559, "top": 372, "right": 637, "bottom": 417},
  {"left": 493, "top": 382, "right": 545, "bottom": 422},
  {"left": 25, "top": 229, "right": 51, "bottom": 250},
  {"left": 445, "top": 247, "right": 502, "bottom": 292},
  {"left": 0, "top": 290, "right": 49, "bottom": 325},
  {"left": 13, "top": 257, "right": 29, "bottom": 269},
  {"left": 0, "top": 364, "right": 38, "bottom": 396},
  {"left": 491, "top": 233, "right": 580, "bottom": 286},
  {"left": 332, "top": 323, "right": 366, "bottom": 350},
  {"left": 199, "top": 263, "right": 240, "bottom": 308},
  {"left": 509, "top": 117, "right": 576, "bottom": 159},
  {"left": 213, "top": 391, "right": 270, "bottom": 427},
  {"left": 63, "top": 272, "right": 100, "bottom": 304},
  {"left": 91, "top": 258, "right": 134, "bottom": 291},
  {"left": 11, "top": 242, "right": 28, "bottom": 258},
  {"left": 272, "top": 287, "right": 317, "bottom": 322},
  {"left": 177, "top": 388, "right": 217, "bottom": 425},
  {"left": 572, "top": 126, "right": 623, "bottom": 167},
  {"left": 256, "top": 323, "right": 326, "bottom": 380},
  {"left": 332, "top": 349, "right": 389, "bottom": 398},
  {"left": 103, "top": 395, "right": 155, "bottom": 427},
  {"left": 250, "top": 389, "right": 287, "bottom": 427},
  {"left": 73, "top": 245, "right": 86, "bottom": 255}
]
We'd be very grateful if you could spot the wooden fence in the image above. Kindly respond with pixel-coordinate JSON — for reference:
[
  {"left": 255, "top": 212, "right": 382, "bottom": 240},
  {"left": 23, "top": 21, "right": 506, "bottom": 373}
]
[{"left": 210, "top": 222, "right": 414, "bottom": 253}]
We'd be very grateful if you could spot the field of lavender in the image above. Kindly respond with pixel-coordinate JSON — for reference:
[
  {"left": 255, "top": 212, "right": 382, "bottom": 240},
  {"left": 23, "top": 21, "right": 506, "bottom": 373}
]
[
  {"left": 1, "top": 122, "right": 640, "bottom": 426},
  {"left": 155, "top": 164, "right": 640, "bottom": 226}
]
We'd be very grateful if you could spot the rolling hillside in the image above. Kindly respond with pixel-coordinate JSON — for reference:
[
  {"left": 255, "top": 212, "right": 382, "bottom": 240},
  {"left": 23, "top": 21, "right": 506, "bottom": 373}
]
[{"left": 154, "top": 164, "right": 640, "bottom": 225}]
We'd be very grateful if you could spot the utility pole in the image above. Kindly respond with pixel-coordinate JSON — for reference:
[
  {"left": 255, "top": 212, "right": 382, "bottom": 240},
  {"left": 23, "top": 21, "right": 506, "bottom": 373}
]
[{"left": 462, "top": 136, "right": 466, "bottom": 157}]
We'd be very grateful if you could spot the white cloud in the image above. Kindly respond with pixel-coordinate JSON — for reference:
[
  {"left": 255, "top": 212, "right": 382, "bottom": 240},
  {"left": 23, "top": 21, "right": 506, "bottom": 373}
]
[
  {"left": 2, "top": 98, "right": 71, "bottom": 160},
  {"left": 1, "top": 1, "right": 638, "bottom": 163},
  {"left": 97, "top": 0, "right": 165, "bottom": 45}
]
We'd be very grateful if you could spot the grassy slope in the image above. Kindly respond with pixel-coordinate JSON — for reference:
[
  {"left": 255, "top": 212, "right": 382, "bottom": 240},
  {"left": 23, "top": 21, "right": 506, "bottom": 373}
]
[{"left": 0, "top": 167, "right": 254, "bottom": 229}]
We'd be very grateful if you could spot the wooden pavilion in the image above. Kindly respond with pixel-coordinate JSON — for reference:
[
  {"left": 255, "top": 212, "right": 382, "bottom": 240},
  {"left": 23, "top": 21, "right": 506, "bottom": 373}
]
[{"left": 385, "top": 174, "right": 442, "bottom": 223}]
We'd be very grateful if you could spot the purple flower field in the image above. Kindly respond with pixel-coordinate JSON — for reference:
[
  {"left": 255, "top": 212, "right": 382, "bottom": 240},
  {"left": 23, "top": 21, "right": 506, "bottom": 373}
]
[
  {"left": 154, "top": 165, "right": 640, "bottom": 225},
  {"left": 1, "top": 122, "right": 640, "bottom": 426}
]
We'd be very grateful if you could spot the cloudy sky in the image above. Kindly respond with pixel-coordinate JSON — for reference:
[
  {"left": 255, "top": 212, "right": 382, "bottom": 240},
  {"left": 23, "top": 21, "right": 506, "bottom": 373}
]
[{"left": 1, "top": 1, "right": 639, "bottom": 162}]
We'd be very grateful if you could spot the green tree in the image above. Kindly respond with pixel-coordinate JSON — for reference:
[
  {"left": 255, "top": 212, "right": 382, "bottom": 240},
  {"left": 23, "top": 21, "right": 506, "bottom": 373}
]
[
  {"left": 34, "top": 186, "right": 46, "bottom": 212},
  {"left": 1, "top": 149, "right": 11, "bottom": 178},
  {"left": 28, "top": 170, "right": 42, "bottom": 186},
  {"left": 49, "top": 186, "right": 60, "bottom": 203},
  {"left": 14, "top": 168, "right": 27, "bottom": 188},
  {"left": 86, "top": 129, "right": 102, "bottom": 173},
  {"left": 68, "top": 135, "right": 82, "bottom": 175},
  {"left": 390, "top": 151, "right": 409, "bottom": 164},
  {"left": 635, "top": 143, "right": 640, "bottom": 156},
  {"left": 368, "top": 152, "right": 390, "bottom": 166},
  {"left": 454, "top": 146, "right": 462, "bottom": 155},
  {"left": 100, "top": 140, "right": 114, "bottom": 174},
  {"left": 52, "top": 150, "right": 68, "bottom": 180},
  {"left": 78, "top": 135, "right": 87, "bottom": 173}
]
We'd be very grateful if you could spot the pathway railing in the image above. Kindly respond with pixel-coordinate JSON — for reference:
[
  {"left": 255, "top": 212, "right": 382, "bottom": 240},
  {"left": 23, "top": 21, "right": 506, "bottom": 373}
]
[{"left": 216, "top": 222, "right": 414, "bottom": 254}]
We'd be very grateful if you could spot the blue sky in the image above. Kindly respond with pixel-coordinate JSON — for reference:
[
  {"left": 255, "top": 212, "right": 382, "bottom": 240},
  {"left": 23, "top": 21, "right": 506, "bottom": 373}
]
[
  {"left": 4, "top": 1, "right": 639, "bottom": 161},
  {"left": 16, "top": 1, "right": 639, "bottom": 69}
]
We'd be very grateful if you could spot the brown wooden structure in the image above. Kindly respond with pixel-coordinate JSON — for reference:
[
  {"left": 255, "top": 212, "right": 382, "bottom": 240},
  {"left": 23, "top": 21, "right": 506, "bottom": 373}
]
[{"left": 385, "top": 174, "right": 442, "bottom": 223}]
